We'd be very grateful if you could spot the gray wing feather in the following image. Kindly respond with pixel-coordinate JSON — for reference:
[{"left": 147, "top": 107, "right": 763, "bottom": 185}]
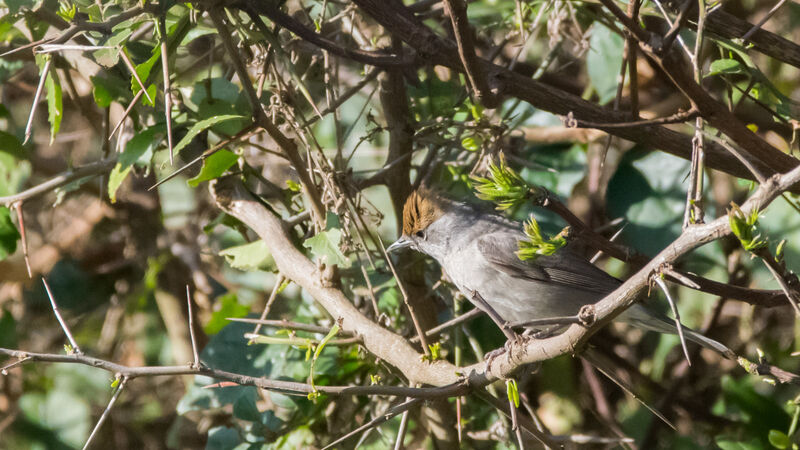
[{"left": 476, "top": 233, "right": 620, "bottom": 296}]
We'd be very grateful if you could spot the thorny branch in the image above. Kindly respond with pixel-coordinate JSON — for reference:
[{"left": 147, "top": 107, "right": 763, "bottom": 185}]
[{"left": 209, "top": 164, "right": 800, "bottom": 385}]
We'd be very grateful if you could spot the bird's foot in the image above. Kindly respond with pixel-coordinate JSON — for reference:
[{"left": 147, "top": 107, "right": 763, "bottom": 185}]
[{"left": 484, "top": 333, "right": 528, "bottom": 367}]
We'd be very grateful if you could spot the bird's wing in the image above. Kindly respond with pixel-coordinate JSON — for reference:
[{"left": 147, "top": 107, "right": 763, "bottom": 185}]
[{"left": 476, "top": 232, "right": 621, "bottom": 296}]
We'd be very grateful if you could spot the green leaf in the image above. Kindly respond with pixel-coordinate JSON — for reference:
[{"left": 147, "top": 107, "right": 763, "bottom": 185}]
[
  {"left": 309, "top": 323, "right": 340, "bottom": 397},
  {"left": 471, "top": 154, "right": 533, "bottom": 210},
  {"left": 769, "top": 430, "right": 790, "bottom": 449},
  {"left": 219, "top": 240, "right": 277, "bottom": 272},
  {"left": 0, "top": 206, "right": 20, "bottom": 260},
  {"left": 517, "top": 215, "right": 567, "bottom": 261},
  {"left": 92, "top": 28, "right": 133, "bottom": 68},
  {"left": 708, "top": 58, "right": 747, "bottom": 76},
  {"left": 187, "top": 149, "right": 238, "bottom": 187},
  {"left": 715, "top": 437, "right": 765, "bottom": 450},
  {"left": 172, "top": 115, "right": 244, "bottom": 158},
  {"left": 506, "top": 379, "right": 520, "bottom": 408},
  {"left": 45, "top": 69, "right": 62, "bottom": 145},
  {"left": 91, "top": 74, "right": 131, "bottom": 108},
  {"left": 132, "top": 51, "right": 159, "bottom": 102},
  {"left": 203, "top": 293, "right": 249, "bottom": 335},
  {"left": 461, "top": 136, "right": 481, "bottom": 152},
  {"left": 0, "top": 130, "right": 26, "bottom": 159},
  {"left": 108, "top": 125, "right": 164, "bottom": 203},
  {"left": 587, "top": 22, "right": 624, "bottom": 104},
  {"left": 303, "top": 228, "right": 350, "bottom": 268}
]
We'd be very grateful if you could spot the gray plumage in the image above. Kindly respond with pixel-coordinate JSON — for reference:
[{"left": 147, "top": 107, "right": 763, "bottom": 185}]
[{"left": 388, "top": 190, "right": 733, "bottom": 358}]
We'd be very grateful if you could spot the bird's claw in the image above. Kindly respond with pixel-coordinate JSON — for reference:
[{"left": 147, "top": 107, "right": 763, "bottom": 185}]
[{"left": 484, "top": 333, "right": 528, "bottom": 367}]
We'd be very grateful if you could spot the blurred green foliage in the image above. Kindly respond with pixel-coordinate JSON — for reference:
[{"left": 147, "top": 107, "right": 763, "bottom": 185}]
[{"left": 1, "top": 0, "right": 800, "bottom": 449}]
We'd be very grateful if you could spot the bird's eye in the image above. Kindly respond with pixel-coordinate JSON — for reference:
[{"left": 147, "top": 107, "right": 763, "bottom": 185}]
[{"left": 415, "top": 230, "right": 425, "bottom": 239}]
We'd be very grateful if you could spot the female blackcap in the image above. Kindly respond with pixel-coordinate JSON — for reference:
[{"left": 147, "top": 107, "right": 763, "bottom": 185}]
[{"left": 387, "top": 189, "right": 733, "bottom": 358}]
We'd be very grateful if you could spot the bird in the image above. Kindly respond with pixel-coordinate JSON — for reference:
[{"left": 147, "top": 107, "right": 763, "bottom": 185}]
[{"left": 386, "top": 188, "right": 734, "bottom": 359}]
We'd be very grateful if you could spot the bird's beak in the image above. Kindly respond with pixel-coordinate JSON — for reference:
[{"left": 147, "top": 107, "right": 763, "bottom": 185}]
[{"left": 386, "top": 236, "right": 413, "bottom": 253}]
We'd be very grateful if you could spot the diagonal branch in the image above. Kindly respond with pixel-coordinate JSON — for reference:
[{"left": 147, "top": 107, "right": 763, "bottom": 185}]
[
  {"left": 210, "top": 161, "right": 800, "bottom": 389},
  {"left": 208, "top": 8, "right": 326, "bottom": 226},
  {"left": 442, "top": 0, "right": 499, "bottom": 108},
  {"left": 348, "top": 0, "right": 797, "bottom": 190},
  {"left": 597, "top": 0, "right": 795, "bottom": 178}
]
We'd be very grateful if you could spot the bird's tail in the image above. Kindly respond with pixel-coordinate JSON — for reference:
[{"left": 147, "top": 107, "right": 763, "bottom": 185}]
[{"left": 625, "top": 306, "right": 735, "bottom": 359}]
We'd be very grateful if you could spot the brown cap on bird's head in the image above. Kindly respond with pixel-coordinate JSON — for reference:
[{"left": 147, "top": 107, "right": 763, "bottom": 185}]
[
  {"left": 401, "top": 188, "right": 447, "bottom": 236},
  {"left": 386, "top": 188, "right": 449, "bottom": 252}
]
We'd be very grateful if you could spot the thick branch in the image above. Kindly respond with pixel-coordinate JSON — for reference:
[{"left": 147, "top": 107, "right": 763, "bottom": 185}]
[
  {"left": 209, "top": 176, "right": 459, "bottom": 386},
  {"left": 211, "top": 163, "right": 800, "bottom": 389},
  {"left": 349, "top": 0, "right": 795, "bottom": 189},
  {"left": 241, "top": 1, "right": 412, "bottom": 67},
  {"left": 597, "top": 0, "right": 796, "bottom": 177}
]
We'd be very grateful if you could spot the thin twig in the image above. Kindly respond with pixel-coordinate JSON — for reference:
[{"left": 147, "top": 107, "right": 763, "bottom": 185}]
[
  {"left": 410, "top": 308, "right": 483, "bottom": 343},
  {"left": 660, "top": 0, "right": 694, "bottom": 53},
  {"left": 118, "top": 47, "right": 154, "bottom": 105},
  {"left": 394, "top": 401, "right": 411, "bottom": 450},
  {"left": 323, "top": 398, "right": 423, "bottom": 450},
  {"left": 14, "top": 202, "right": 32, "bottom": 278},
  {"left": 186, "top": 285, "right": 200, "bottom": 368},
  {"left": 252, "top": 274, "right": 286, "bottom": 336},
  {"left": 0, "top": 356, "right": 31, "bottom": 374},
  {"left": 742, "top": 0, "right": 789, "bottom": 42},
  {"left": 759, "top": 256, "right": 800, "bottom": 316},
  {"left": 148, "top": 124, "right": 258, "bottom": 191},
  {"left": 0, "top": 347, "right": 471, "bottom": 398},
  {"left": 442, "top": 0, "right": 499, "bottom": 108},
  {"left": 159, "top": 14, "right": 174, "bottom": 165},
  {"left": 82, "top": 377, "right": 127, "bottom": 450},
  {"left": 684, "top": 0, "right": 707, "bottom": 228},
  {"left": 229, "top": 317, "right": 354, "bottom": 336},
  {"left": 108, "top": 88, "right": 144, "bottom": 143},
  {"left": 1, "top": 158, "right": 117, "bottom": 206},
  {"left": 24, "top": 57, "right": 52, "bottom": 145},
  {"left": 379, "top": 235, "right": 430, "bottom": 356},
  {"left": 567, "top": 108, "right": 698, "bottom": 129},
  {"left": 42, "top": 277, "right": 83, "bottom": 355},
  {"left": 652, "top": 276, "right": 691, "bottom": 366}
]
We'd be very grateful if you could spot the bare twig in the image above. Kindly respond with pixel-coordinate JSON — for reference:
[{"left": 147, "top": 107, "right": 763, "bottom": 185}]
[
  {"left": 394, "top": 401, "right": 411, "bottom": 450},
  {"left": 684, "top": 0, "right": 706, "bottom": 228},
  {"left": 442, "top": 0, "right": 499, "bottom": 107},
  {"left": 379, "top": 235, "right": 430, "bottom": 356},
  {"left": 567, "top": 109, "right": 698, "bottom": 129},
  {"left": 42, "top": 277, "right": 83, "bottom": 355},
  {"left": 108, "top": 88, "right": 144, "bottom": 143},
  {"left": 409, "top": 308, "right": 483, "bottom": 343},
  {"left": 82, "top": 377, "right": 128, "bottom": 450},
  {"left": 228, "top": 317, "right": 355, "bottom": 336},
  {"left": 652, "top": 275, "right": 691, "bottom": 365},
  {"left": 186, "top": 285, "right": 200, "bottom": 368},
  {"left": 660, "top": 0, "right": 694, "bottom": 53},
  {"left": 24, "top": 57, "right": 52, "bottom": 145},
  {"left": 1, "top": 158, "right": 117, "bottom": 206},
  {"left": 148, "top": 124, "right": 257, "bottom": 191},
  {"left": 0, "top": 347, "right": 470, "bottom": 398},
  {"left": 14, "top": 202, "right": 32, "bottom": 278},
  {"left": 118, "top": 47, "right": 154, "bottom": 105},
  {"left": 159, "top": 14, "right": 174, "bottom": 165},
  {"left": 323, "top": 398, "right": 423, "bottom": 450},
  {"left": 252, "top": 274, "right": 286, "bottom": 336},
  {"left": 742, "top": 0, "right": 789, "bottom": 42}
]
